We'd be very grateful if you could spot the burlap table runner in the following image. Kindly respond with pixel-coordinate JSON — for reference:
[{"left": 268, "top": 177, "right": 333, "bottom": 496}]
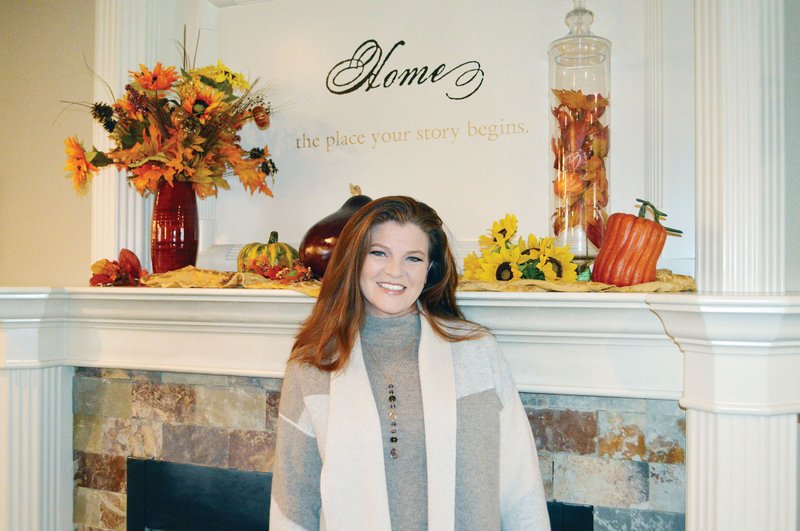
[{"left": 141, "top": 266, "right": 695, "bottom": 296}]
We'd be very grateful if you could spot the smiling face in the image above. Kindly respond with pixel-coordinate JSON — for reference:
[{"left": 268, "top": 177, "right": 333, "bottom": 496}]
[{"left": 359, "top": 221, "right": 430, "bottom": 318}]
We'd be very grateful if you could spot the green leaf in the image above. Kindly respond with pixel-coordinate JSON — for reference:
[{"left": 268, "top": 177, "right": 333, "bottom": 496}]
[
  {"left": 128, "top": 154, "right": 171, "bottom": 168},
  {"left": 520, "top": 260, "right": 545, "bottom": 280},
  {"left": 120, "top": 122, "right": 145, "bottom": 149},
  {"left": 87, "top": 149, "right": 114, "bottom": 167},
  {"left": 198, "top": 75, "right": 233, "bottom": 96}
]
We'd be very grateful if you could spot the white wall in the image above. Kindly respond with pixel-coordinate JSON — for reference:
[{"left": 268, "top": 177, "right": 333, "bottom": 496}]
[
  {"left": 207, "top": 0, "right": 696, "bottom": 275},
  {"left": 0, "top": 0, "right": 94, "bottom": 287}
]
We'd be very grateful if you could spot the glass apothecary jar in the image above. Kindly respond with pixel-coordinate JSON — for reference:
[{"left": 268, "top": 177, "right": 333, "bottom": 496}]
[{"left": 548, "top": 0, "right": 611, "bottom": 259}]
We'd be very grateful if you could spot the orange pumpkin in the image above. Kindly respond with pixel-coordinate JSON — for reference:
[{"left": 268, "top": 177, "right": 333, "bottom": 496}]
[{"left": 592, "top": 199, "right": 681, "bottom": 287}]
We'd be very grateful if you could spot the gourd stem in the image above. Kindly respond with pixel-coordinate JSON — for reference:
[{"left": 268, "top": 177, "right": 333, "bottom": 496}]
[
  {"left": 268, "top": 231, "right": 279, "bottom": 244},
  {"left": 635, "top": 198, "right": 683, "bottom": 235}
]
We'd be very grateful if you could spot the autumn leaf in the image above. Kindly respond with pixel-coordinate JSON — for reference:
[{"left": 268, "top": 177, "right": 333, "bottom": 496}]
[
  {"left": 90, "top": 259, "right": 123, "bottom": 286},
  {"left": 552, "top": 89, "right": 588, "bottom": 111},
  {"left": 583, "top": 156, "right": 605, "bottom": 181},
  {"left": 90, "top": 258, "right": 118, "bottom": 276},
  {"left": 551, "top": 203, "right": 585, "bottom": 236},
  {"left": 235, "top": 164, "right": 271, "bottom": 196},
  {"left": 590, "top": 125, "right": 610, "bottom": 158},
  {"left": 582, "top": 93, "right": 610, "bottom": 114},
  {"left": 563, "top": 120, "right": 588, "bottom": 153},
  {"left": 118, "top": 248, "right": 145, "bottom": 284},
  {"left": 563, "top": 149, "right": 587, "bottom": 172},
  {"left": 551, "top": 137, "right": 563, "bottom": 170},
  {"left": 89, "top": 249, "right": 146, "bottom": 286},
  {"left": 585, "top": 206, "right": 607, "bottom": 249},
  {"left": 567, "top": 202, "right": 584, "bottom": 228},
  {"left": 553, "top": 171, "right": 586, "bottom": 204}
]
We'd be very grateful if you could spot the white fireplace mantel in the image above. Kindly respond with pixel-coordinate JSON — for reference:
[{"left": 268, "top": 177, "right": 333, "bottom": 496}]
[
  {"left": 3, "top": 286, "right": 799, "bottom": 400},
  {"left": 2, "top": 287, "right": 686, "bottom": 397},
  {"left": 3, "top": 286, "right": 799, "bottom": 403}
]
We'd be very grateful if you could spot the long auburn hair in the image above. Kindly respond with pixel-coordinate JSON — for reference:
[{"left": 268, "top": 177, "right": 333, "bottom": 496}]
[{"left": 289, "top": 196, "right": 482, "bottom": 371}]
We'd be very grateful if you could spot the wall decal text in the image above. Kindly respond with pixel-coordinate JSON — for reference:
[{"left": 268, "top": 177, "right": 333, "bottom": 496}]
[{"left": 326, "top": 39, "right": 485, "bottom": 100}]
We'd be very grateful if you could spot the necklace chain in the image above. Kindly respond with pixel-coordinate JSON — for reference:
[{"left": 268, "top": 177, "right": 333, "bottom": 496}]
[{"left": 362, "top": 339, "right": 417, "bottom": 460}]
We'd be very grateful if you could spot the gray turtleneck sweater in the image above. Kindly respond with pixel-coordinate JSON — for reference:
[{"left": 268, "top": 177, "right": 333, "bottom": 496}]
[{"left": 360, "top": 312, "right": 427, "bottom": 530}]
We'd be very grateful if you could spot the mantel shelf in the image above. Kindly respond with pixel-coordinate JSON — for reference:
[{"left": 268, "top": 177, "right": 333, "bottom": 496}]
[{"left": 4, "top": 287, "right": 798, "bottom": 405}]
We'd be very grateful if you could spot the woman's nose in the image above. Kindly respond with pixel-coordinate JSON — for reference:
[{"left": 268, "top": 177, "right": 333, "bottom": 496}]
[{"left": 384, "top": 257, "right": 403, "bottom": 276}]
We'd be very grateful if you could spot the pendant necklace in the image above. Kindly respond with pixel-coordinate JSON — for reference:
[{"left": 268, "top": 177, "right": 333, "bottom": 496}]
[{"left": 362, "top": 339, "right": 417, "bottom": 460}]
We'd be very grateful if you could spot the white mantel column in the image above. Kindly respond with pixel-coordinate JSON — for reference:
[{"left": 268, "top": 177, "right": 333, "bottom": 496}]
[
  {"left": 649, "top": 296, "right": 799, "bottom": 531},
  {"left": 0, "top": 291, "right": 73, "bottom": 531},
  {"left": 694, "top": 0, "right": 786, "bottom": 294},
  {"left": 651, "top": 1, "right": 797, "bottom": 530}
]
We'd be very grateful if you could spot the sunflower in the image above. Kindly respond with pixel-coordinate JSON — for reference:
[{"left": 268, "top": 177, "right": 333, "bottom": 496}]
[
  {"left": 517, "top": 234, "right": 542, "bottom": 262},
  {"left": 131, "top": 62, "right": 178, "bottom": 91},
  {"left": 463, "top": 245, "right": 523, "bottom": 282},
  {"left": 463, "top": 251, "right": 482, "bottom": 278},
  {"left": 478, "top": 213, "right": 518, "bottom": 250},
  {"left": 191, "top": 60, "right": 251, "bottom": 92},
  {"left": 516, "top": 234, "right": 544, "bottom": 277},
  {"left": 536, "top": 238, "right": 578, "bottom": 282},
  {"left": 466, "top": 215, "right": 581, "bottom": 283},
  {"left": 64, "top": 136, "right": 98, "bottom": 195},
  {"left": 180, "top": 84, "right": 225, "bottom": 124}
]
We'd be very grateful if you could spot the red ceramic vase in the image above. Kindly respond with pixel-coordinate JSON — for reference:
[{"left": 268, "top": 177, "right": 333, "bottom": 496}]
[{"left": 150, "top": 179, "right": 199, "bottom": 273}]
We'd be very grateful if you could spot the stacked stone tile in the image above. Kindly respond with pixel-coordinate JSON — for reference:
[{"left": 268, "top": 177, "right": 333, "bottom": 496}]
[
  {"left": 73, "top": 368, "right": 281, "bottom": 530},
  {"left": 524, "top": 394, "right": 686, "bottom": 530},
  {"left": 73, "top": 369, "right": 685, "bottom": 530}
]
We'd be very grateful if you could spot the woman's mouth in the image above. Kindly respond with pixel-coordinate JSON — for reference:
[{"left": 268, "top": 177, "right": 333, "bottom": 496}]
[{"left": 377, "top": 282, "right": 405, "bottom": 293}]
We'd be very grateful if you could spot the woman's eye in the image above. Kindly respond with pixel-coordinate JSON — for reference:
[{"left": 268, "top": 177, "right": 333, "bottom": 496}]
[
  {"left": 407, "top": 256, "right": 424, "bottom": 263},
  {"left": 369, "top": 250, "right": 386, "bottom": 257}
]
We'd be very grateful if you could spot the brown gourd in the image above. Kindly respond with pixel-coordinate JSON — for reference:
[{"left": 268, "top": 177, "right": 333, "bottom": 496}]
[
  {"left": 592, "top": 199, "right": 681, "bottom": 287},
  {"left": 299, "top": 184, "right": 372, "bottom": 279}
]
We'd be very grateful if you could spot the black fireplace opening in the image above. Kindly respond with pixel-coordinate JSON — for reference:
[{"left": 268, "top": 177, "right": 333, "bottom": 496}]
[
  {"left": 127, "top": 458, "right": 272, "bottom": 531},
  {"left": 126, "top": 458, "right": 593, "bottom": 530},
  {"left": 547, "top": 499, "right": 594, "bottom": 531}
]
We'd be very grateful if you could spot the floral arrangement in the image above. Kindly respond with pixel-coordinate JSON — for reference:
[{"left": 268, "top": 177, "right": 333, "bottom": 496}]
[
  {"left": 550, "top": 88, "right": 609, "bottom": 248},
  {"left": 64, "top": 61, "right": 277, "bottom": 199},
  {"left": 463, "top": 214, "right": 578, "bottom": 282},
  {"left": 88, "top": 249, "right": 314, "bottom": 287},
  {"left": 244, "top": 257, "right": 314, "bottom": 284},
  {"left": 90, "top": 249, "right": 147, "bottom": 286}
]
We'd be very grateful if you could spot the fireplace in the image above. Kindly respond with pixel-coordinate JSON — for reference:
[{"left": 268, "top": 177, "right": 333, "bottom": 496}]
[
  {"left": 125, "top": 458, "right": 591, "bottom": 531},
  {"left": 1, "top": 289, "right": 797, "bottom": 530},
  {"left": 69, "top": 363, "right": 679, "bottom": 530}
]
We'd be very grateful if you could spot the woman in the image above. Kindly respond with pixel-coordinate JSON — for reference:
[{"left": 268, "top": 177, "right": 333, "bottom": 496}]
[{"left": 270, "top": 196, "right": 550, "bottom": 530}]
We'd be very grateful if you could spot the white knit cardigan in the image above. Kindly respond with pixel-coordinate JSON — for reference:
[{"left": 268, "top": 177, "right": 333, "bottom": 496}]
[{"left": 269, "top": 316, "right": 551, "bottom": 531}]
